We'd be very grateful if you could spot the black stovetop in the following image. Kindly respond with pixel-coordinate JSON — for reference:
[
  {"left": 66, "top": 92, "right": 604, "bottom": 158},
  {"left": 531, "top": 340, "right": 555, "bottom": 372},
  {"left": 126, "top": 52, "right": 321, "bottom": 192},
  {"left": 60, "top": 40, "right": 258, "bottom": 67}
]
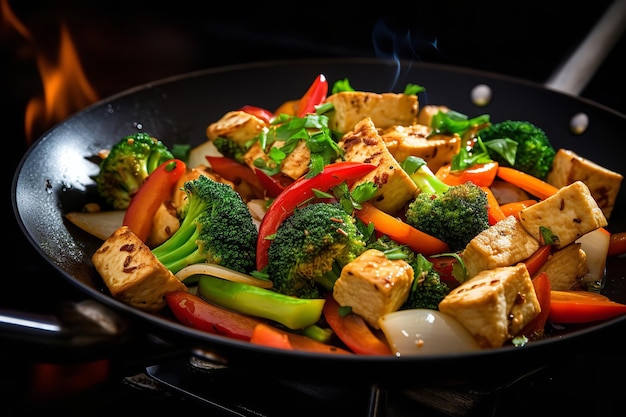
[{"left": 3, "top": 1, "right": 625, "bottom": 415}]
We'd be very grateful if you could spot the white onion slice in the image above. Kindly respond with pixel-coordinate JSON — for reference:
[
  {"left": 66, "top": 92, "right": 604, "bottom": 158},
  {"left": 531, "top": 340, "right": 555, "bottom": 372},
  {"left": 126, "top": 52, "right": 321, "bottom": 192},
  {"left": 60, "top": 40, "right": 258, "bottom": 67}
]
[
  {"left": 378, "top": 309, "right": 482, "bottom": 357},
  {"left": 577, "top": 227, "right": 610, "bottom": 284},
  {"left": 175, "top": 263, "right": 273, "bottom": 288},
  {"left": 65, "top": 210, "right": 125, "bottom": 240},
  {"left": 187, "top": 140, "right": 221, "bottom": 169}
]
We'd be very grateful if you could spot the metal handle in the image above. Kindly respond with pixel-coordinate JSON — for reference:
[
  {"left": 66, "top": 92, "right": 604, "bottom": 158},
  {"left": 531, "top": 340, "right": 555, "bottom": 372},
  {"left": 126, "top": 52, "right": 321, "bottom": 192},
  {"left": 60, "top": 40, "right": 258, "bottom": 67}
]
[{"left": 545, "top": 0, "right": 626, "bottom": 95}]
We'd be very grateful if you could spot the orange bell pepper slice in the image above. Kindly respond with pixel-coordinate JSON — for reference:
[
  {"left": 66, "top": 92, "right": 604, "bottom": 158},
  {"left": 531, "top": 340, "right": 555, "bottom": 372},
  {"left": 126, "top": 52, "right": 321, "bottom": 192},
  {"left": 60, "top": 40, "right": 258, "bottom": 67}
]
[
  {"left": 499, "top": 199, "right": 538, "bottom": 219},
  {"left": 323, "top": 295, "right": 392, "bottom": 356},
  {"left": 549, "top": 290, "right": 626, "bottom": 323},
  {"left": 519, "top": 271, "right": 551, "bottom": 339},
  {"left": 250, "top": 322, "right": 351, "bottom": 354},
  {"left": 496, "top": 166, "right": 558, "bottom": 200},
  {"left": 436, "top": 161, "right": 499, "bottom": 187},
  {"left": 355, "top": 202, "right": 450, "bottom": 255},
  {"left": 481, "top": 186, "right": 506, "bottom": 225}
]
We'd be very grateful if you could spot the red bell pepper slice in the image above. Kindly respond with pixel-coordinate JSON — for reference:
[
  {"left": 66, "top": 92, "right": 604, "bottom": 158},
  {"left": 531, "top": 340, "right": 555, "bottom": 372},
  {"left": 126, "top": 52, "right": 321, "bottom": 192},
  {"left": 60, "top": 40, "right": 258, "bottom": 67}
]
[
  {"left": 253, "top": 168, "right": 293, "bottom": 198},
  {"left": 239, "top": 105, "right": 273, "bottom": 124},
  {"left": 250, "top": 322, "right": 351, "bottom": 354},
  {"left": 205, "top": 155, "right": 264, "bottom": 196},
  {"left": 519, "top": 271, "right": 551, "bottom": 339},
  {"left": 355, "top": 202, "right": 450, "bottom": 256},
  {"left": 164, "top": 291, "right": 263, "bottom": 341},
  {"left": 296, "top": 74, "right": 328, "bottom": 117},
  {"left": 256, "top": 161, "right": 376, "bottom": 270},
  {"left": 608, "top": 232, "right": 626, "bottom": 257},
  {"left": 428, "top": 254, "right": 460, "bottom": 289},
  {"left": 436, "top": 161, "right": 499, "bottom": 187},
  {"left": 548, "top": 290, "right": 626, "bottom": 323},
  {"left": 323, "top": 295, "right": 392, "bottom": 355},
  {"left": 122, "top": 159, "right": 186, "bottom": 242},
  {"left": 523, "top": 244, "right": 552, "bottom": 277}
]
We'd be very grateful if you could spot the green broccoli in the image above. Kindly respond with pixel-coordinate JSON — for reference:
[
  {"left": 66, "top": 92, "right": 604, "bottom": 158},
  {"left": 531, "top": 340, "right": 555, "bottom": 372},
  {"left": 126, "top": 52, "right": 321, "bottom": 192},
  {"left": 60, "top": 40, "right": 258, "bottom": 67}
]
[
  {"left": 401, "top": 253, "right": 450, "bottom": 310},
  {"left": 366, "top": 235, "right": 415, "bottom": 263},
  {"left": 478, "top": 120, "right": 556, "bottom": 180},
  {"left": 267, "top": 202, "right": 367, "bottom": 299},
  {"left": 95, "top": 132, "right": 174, "bottom": 209},
  {"left": 366, "top": 235, "right": 451, "bottom": 310},
  {"left": 151, "top": 175, "right": 257, "bottom": 274},
  {"left": 213, "top": 136, "right": 247, "bottom": 163},
  {"left": 402, "top": 156, "right": 490, "bottom": 252}
]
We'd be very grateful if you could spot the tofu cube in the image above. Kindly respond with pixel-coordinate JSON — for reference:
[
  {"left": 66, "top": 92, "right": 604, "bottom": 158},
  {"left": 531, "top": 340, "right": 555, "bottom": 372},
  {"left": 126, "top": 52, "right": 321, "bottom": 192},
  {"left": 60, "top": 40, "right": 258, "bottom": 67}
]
[
  {"left": 339, "top": 118, "right": 418, "bottom": 214},
  {"left": 547, "top": 148, "right": 623, "bottom": 219},
  {"left": 206, "top": 110, "right": 266, "bottom": 146},
  {"left": 380, "top": 124, "right": 462, "bottom": 173},
  {"left": 438, "top": 263, "right": 541, "bottom": 348},
  {"left": 326, "top": 91, "right": 418, "bottom": 134},
  {"left": 243, "top": 137, "right": 311, "bottom": 180},
  {"left": 536, "top": 243, "right": 588, "bottom": 290},
  {"left": 92, "top": 226, "right": 187, "bottom": 312},
  {"left": 416, "top": 105, "right": 449, "bottom": 127},
  {"left": 333, "top": 249, "right": 414, "bottom": 329},
  {"left": 518, "top": 181, "right": 608, "bottom": 249},
  {"left": 462, "top": 215, "right": 541, "bottom": 278}
]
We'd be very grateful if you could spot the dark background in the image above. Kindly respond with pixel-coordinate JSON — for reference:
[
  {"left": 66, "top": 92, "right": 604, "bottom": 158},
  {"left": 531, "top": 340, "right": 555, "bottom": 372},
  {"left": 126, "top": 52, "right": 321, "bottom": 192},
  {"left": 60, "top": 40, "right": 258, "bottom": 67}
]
[{"left": 3, "top": 0, "right": 626, "bottom": 415}]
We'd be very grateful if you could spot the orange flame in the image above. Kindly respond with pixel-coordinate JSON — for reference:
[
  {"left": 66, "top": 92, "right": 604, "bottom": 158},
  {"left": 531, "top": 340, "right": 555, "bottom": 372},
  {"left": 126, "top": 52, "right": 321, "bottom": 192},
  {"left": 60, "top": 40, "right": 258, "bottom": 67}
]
[{"left": 2, "top": 0, "right": 99, "bottom": 145}]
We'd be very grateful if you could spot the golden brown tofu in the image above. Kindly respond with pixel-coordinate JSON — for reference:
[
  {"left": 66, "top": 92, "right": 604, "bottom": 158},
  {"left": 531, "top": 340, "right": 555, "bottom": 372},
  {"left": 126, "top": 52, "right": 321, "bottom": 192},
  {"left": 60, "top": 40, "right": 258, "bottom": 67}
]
[
  {"left": 536, "top": 243, "right": 588, "bottom": 290},
  {"left": 326, "top": 91, "right": 418, "bottom": 134},
  {"left": 243, "top": 138, "right": 311, "bottom": 180},
  {"left": 92, "top": 226, "right": 187, "bottom": 312},
  {"left": 333, "top": 249, "right": 414, "bottom": 329},
  {"left": 462, "top": 215, "right": 541, "bottom": 278},
  {"left": 547, "top": 148, "right": 623, "bottom": 219},
  {"left": 146, "top": 201, "right": 180, "bottom": 248},
  {"left": 339, "top": 118, "right": 418, "bottom": 215},
  {"left": 416, "top": 105, "right": 449, "bottom": 127},
  {"left": 278, "top": 139, "right": 311, "bottom": 180},
  {"left": 518, "top": 181, "right": 608, "bottom": 249},
  {"left": 206, "top": 110, "right": 267, "bottom": 146},
  {"left": 380, "top": 124, "right": 462, "bottom": 173},
  {"left": 438, "top": 263, "right": 540, "bottom": 348}
]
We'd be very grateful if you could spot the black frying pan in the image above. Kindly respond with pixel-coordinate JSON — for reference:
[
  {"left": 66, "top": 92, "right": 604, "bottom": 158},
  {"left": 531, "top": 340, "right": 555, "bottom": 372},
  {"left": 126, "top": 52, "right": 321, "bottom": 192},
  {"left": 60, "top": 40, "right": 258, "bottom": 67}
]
[{"left": 11, "top": 56, "right": 626, "bottom": 390}]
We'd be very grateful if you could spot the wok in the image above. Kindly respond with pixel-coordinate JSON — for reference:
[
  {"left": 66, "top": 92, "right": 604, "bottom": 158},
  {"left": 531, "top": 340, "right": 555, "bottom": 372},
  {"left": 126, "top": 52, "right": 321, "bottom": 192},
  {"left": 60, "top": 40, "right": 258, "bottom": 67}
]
[{"left": 11, "top": 55, "right": 626, "bottom": 390}]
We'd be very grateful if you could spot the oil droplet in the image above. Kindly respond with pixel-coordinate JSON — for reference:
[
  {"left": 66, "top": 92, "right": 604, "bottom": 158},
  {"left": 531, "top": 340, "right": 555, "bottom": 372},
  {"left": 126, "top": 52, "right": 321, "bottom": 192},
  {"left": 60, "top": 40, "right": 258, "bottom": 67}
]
[
  {"left": 471, "top": 84, "right": 492, "bottom": 106},
  {"left": 570, "top": 112, "right": 589, "bottom": 135}
]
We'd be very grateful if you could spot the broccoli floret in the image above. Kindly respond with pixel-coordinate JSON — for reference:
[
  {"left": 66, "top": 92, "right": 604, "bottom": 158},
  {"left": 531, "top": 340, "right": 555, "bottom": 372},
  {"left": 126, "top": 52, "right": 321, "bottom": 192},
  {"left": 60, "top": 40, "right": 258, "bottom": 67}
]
[
  {"left": 401, "top": 254, "right": 450, "bottom": 310},
  {"left": 95, "top": 133, "right": 174, "bottom": 209},
  {"left": 366, "top": 235, "right": 415, "bottom": 263},
  {"left": 267, "top": 202, "right": 367, "bottom": 299},
  {"left": 478, "top": 120, "right": 556, "bottom": 180},
  {"left": 151, "top": 175, "right": 257, "bottom": 274},
  {"left": 213, "top": 136, "right": 247, "bottom": 163},
  {"left": 403, "top": 156, "right": 490, "bottom": 252}
]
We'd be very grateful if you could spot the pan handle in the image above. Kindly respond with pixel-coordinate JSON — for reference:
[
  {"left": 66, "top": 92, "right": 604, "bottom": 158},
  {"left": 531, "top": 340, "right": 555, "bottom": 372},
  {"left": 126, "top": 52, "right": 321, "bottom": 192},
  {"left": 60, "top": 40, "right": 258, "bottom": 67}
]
[
  {"left": 545, "top": 0, "right": 626, "bottom": 95},
  {"left": 0, "top": 299, "right": 130, "bottom": 360}
]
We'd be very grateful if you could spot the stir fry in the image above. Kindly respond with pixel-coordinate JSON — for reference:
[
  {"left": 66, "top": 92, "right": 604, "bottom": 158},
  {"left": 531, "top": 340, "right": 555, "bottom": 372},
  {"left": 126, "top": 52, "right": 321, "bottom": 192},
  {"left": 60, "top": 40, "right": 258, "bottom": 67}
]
[{"left": 67, "top": 73, "right": 626, "bottom": 356}]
